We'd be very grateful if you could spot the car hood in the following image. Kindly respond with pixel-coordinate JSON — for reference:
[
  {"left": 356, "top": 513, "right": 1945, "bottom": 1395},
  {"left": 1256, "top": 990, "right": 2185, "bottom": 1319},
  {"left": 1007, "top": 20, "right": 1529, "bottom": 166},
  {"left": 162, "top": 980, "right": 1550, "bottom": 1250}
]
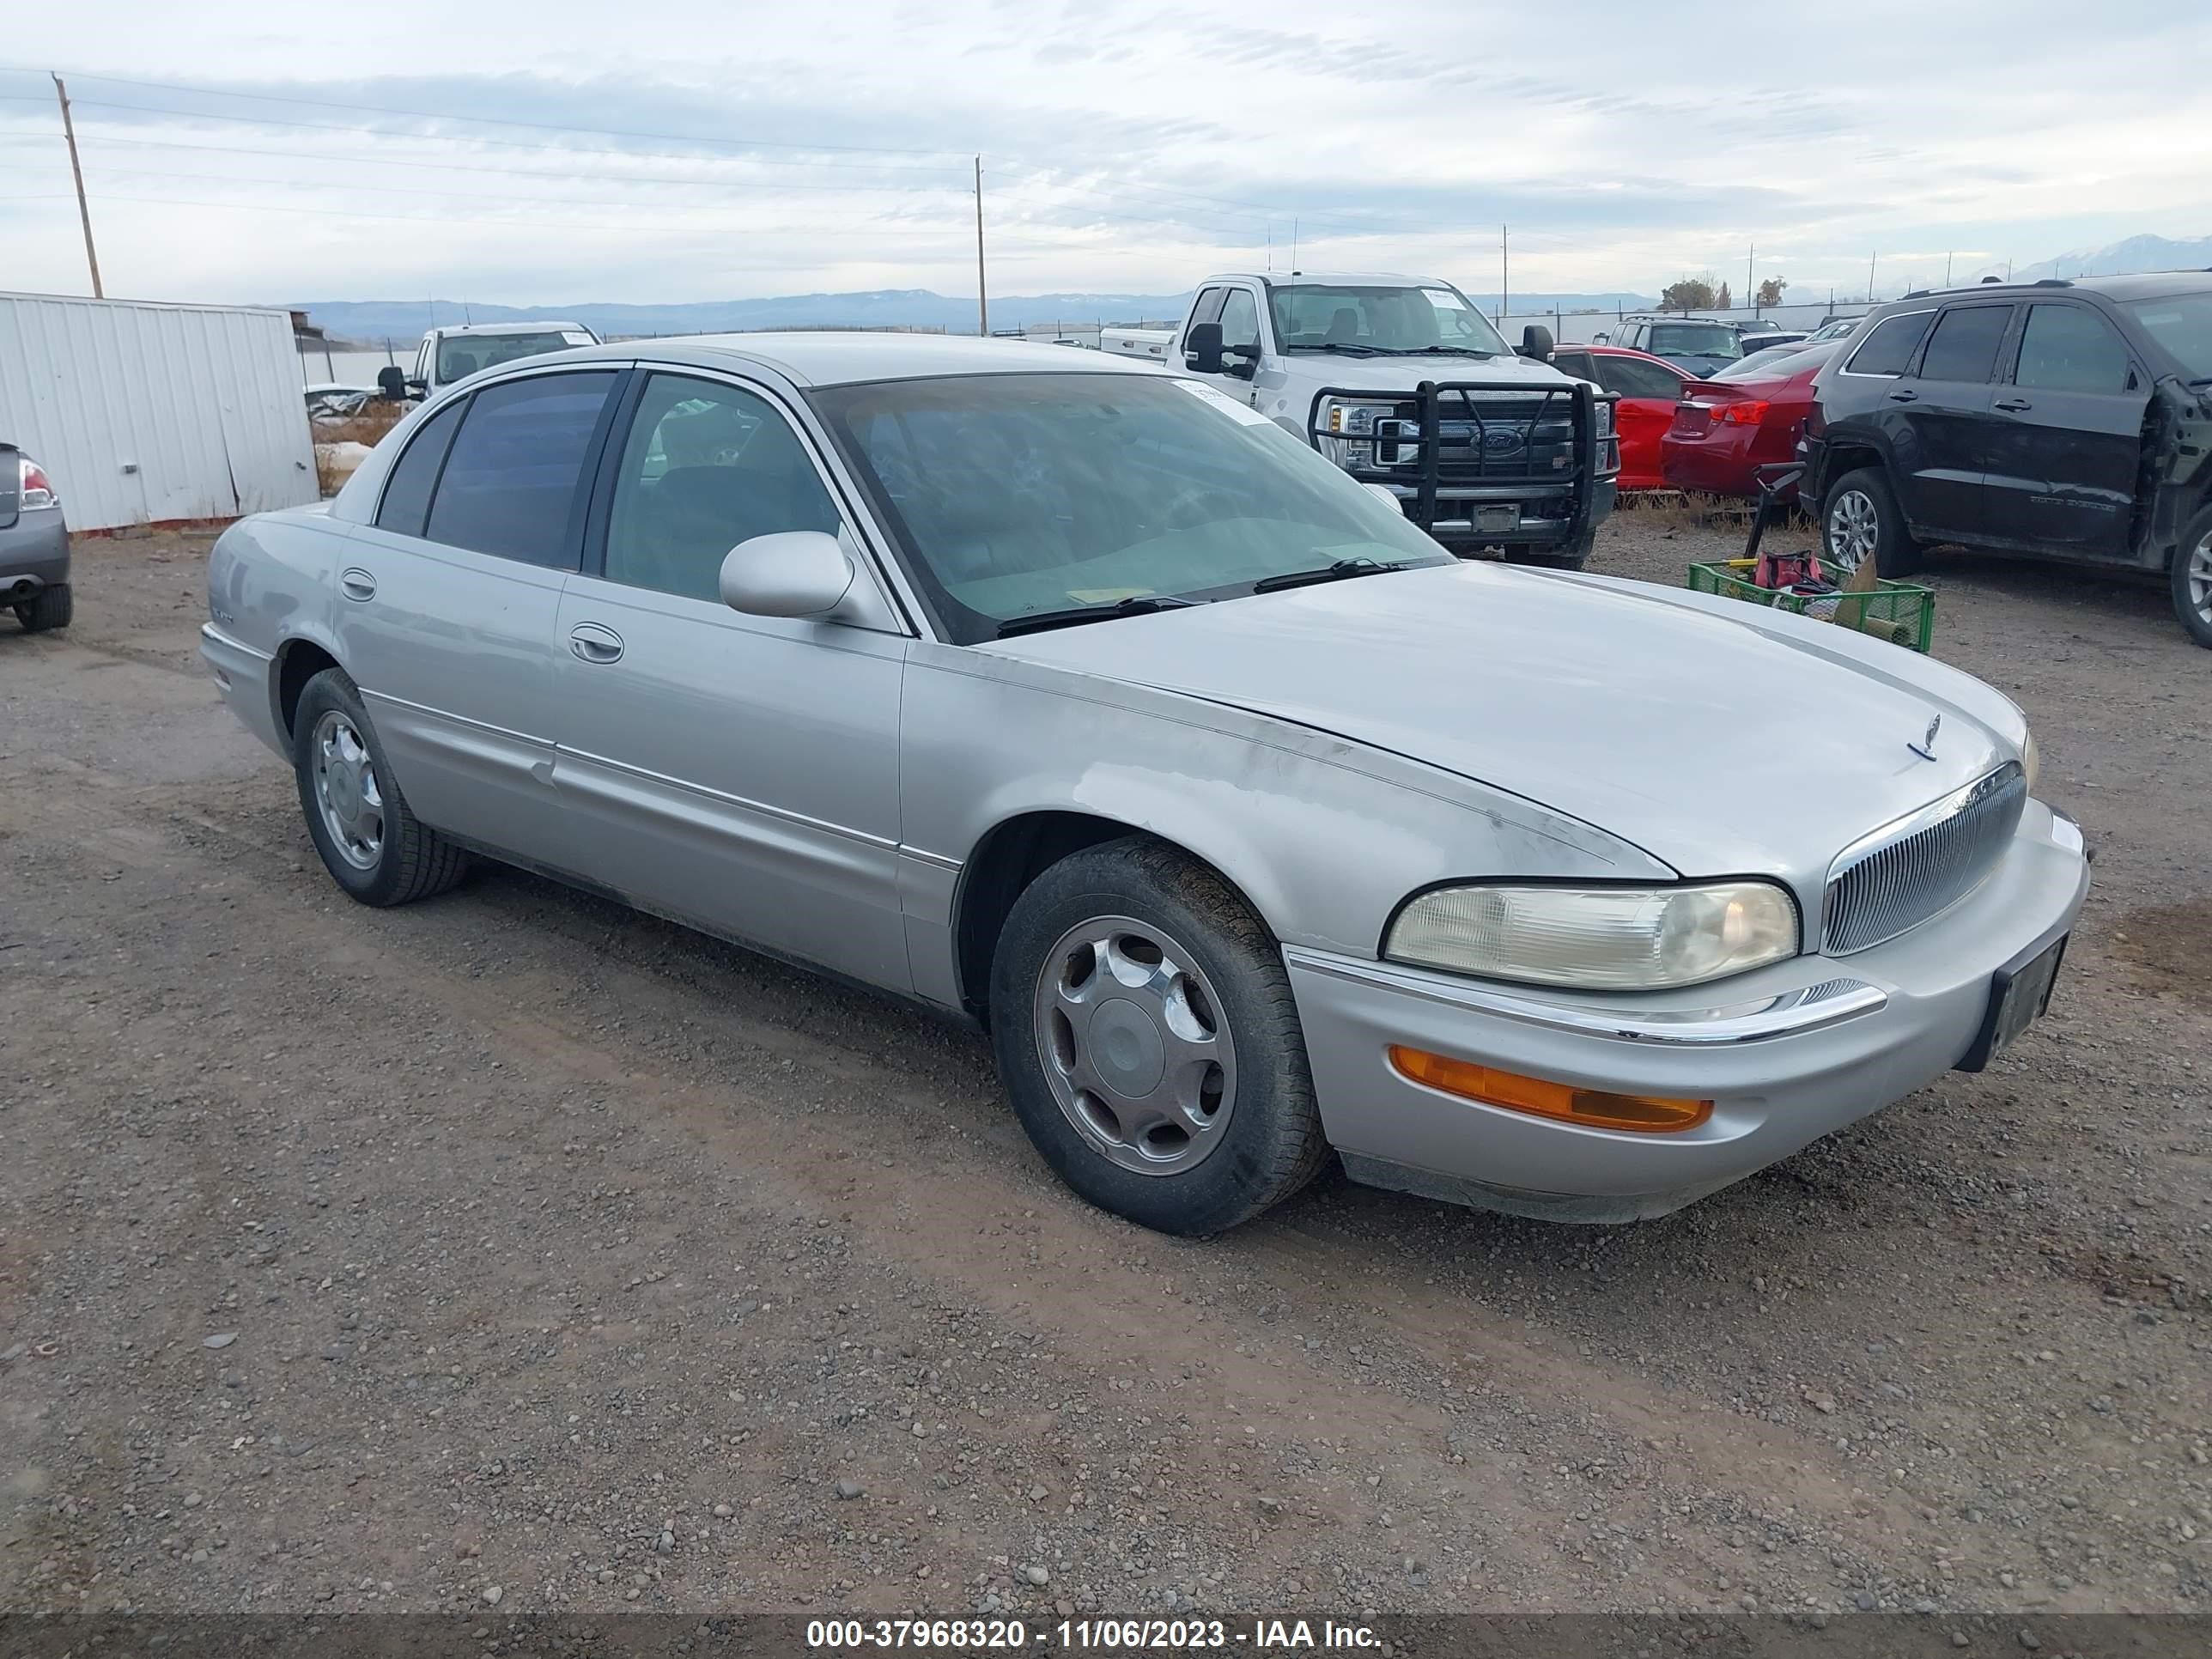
[
  {"left": 975, "top": 562, "right": 2020, "bottom": 884},
  {"left": 1278, "top": 351, "right": 1573, "bottom": 391}
]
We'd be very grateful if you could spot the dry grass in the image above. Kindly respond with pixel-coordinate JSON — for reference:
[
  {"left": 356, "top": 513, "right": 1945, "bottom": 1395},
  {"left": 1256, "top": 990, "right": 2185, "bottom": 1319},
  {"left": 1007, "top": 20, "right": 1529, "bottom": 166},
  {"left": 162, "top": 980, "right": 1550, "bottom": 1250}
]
[{"left": 310, "top": 403, "right": 408, "bottom": 448}]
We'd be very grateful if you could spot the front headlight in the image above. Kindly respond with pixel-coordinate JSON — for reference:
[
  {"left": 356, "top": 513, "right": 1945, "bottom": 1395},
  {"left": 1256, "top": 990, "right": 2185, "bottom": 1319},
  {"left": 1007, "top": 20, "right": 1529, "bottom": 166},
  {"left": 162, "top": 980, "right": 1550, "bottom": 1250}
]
[
  {"left": 1386, "top": 881, "right": 1801, "bottom": 991},
  {"left": 1594, "top": 398, "right": 1615, "bottom": 439},
  {"left": 1319, "top": 399, "right": 1398, "bottom": 469},
  {"left": 2021, "top": 727, "right": 2040, "bottom": 793}
]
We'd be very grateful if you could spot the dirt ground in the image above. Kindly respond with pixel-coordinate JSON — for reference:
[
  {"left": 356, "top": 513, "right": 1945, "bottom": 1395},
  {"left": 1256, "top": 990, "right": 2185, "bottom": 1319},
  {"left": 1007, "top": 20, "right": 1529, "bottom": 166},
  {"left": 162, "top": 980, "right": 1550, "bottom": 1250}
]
[{"left": 2, "top": 514, "right": 2206, "bottom": 1624}]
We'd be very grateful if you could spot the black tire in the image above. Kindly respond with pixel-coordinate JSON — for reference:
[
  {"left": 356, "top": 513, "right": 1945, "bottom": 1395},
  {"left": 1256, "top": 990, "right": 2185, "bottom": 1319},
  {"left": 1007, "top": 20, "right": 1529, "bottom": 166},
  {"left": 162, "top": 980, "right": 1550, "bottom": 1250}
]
[
  {"left": 2170, "top": 506, "right": 2212, "bottom": 650},
  {"left": 988, "top": 837, "right": 1328, "bottom": 1236},
  {"left": 1820, "top": 466, "right": 1923, "bottom": 578},
  {"left": 1517, "top": 528, "right": 1595, "bottom": 570},
  {"left": 14, "top": 583, "right": 71, "bottom": 632},
  {"left": 291, "top": 667, "right": 466, "bottom": 907}
]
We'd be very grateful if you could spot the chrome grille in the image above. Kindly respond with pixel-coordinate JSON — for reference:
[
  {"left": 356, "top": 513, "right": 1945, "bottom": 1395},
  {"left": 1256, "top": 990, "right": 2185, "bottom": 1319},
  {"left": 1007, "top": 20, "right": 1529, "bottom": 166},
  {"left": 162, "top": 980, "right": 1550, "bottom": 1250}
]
[{"left": 1822, "top": 763, "right": 2027, "bottom": 954}]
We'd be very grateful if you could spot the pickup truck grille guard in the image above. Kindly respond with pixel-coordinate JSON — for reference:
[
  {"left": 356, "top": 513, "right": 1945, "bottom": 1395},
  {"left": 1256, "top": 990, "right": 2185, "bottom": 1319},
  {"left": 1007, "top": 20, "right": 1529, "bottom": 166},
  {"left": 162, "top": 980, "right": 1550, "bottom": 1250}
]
[{"left": 1304, "top": 379, "right": 1608, "bottom": 541}]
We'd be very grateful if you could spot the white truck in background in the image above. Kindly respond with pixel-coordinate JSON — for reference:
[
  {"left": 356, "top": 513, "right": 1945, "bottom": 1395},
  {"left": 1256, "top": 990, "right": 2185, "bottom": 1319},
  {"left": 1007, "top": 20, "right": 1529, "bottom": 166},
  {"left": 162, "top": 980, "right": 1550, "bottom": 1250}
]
[
  {"left": 377, "top": 320, "right": 603, "bottom": 404},
  {"left": 1103, "top": 271, "right": 1619, "bottom": 565}
]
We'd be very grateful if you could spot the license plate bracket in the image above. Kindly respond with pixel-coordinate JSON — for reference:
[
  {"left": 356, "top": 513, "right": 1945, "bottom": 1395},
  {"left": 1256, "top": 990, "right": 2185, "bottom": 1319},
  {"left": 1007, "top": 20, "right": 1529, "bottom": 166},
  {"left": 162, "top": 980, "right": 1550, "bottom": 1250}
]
[
  {"left": 1955, "top": 932, "right": 2068, "bottom": 1073},
  {"left": 1475, "top": 503, "right": 1519, "bottom": 533}
]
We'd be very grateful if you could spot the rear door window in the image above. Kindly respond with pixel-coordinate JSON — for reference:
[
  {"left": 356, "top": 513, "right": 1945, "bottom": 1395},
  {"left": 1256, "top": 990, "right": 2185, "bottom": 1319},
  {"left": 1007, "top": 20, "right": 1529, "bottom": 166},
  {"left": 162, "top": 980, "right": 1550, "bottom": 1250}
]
[
  {"left": 1596, "top": 356, "right": 1686, "bottom": 400},
  {"left": 423, "top": 372, "right": 618, "bottom": 567},
  {"left": 1844, "top": 311, "right": 1935, "bottom": 376},
  {"left": 2014, "top": 305, "right": 2133, "bottom": 393},
  {"left": 1917, "top": 305, "right": 2013, "bottom": 382},
  {"left": 374, "top": 398, "right": 465, "bottom": 538}
]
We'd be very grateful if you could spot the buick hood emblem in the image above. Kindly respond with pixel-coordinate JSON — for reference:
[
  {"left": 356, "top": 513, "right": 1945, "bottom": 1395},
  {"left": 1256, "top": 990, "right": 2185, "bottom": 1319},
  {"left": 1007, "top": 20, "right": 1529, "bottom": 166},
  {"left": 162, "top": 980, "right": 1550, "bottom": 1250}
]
[{"left": 1908, "top": 715, "right": 1942, "bottom": 762}]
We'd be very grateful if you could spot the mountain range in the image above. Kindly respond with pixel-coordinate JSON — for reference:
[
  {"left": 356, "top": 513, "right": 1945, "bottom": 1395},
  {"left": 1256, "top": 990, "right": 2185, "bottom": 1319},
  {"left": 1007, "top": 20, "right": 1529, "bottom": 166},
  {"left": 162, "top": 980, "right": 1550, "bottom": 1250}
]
[
  {"left": 280, "top": 234, "right": 2209, "bottom": 343},
  {"left": 2010, "top": 234, "right": 2212, "bottom": 283},
  {"left": 283, "top": 289, "right": 1656, "bottom": 343}
]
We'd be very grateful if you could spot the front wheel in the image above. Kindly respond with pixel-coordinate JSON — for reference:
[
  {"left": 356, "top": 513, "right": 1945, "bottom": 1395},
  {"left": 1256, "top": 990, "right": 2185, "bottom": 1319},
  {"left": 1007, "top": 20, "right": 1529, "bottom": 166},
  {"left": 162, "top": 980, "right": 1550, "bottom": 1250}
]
[
  {"left": 988, "top": 838, "right": 1328, "bottom": 1236},
  {"left": 1821, "top": 467, "right": 1922, "bottom": 578},
  {"left": 2171, "top": 508, "right": 2212, "bottom": 649},
  {"left": 292, "top": 667, "right": 467, "bottom": 906}
]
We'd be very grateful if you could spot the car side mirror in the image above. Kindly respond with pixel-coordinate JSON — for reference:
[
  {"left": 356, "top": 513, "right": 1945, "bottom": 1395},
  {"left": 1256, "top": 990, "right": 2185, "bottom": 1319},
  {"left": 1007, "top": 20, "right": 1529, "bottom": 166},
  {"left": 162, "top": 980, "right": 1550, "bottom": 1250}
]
[
  {"left": 1517, "top": 325, "right": 1555, "bottom": 361},
  {"left": 1184, "top": 321, "right": 1224, "bottom": 374},
  {"left": 376, "top": 366, "right": 408, "bottom": 401},
  {"left": 1592, "top": 332, "right": 1610, "bottom": 344},
  {"left": 720, "top": 531, "right": 855, "bottom": 619}
]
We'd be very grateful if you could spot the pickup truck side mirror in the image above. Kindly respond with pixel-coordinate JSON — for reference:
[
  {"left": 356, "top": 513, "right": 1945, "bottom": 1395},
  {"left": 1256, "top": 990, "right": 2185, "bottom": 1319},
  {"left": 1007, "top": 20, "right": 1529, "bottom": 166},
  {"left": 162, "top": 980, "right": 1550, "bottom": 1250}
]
[
  {"left": 376, "top": 366, "right": 409, "bottom": 401},
  {"left": 1222, "top": 340, "right": 1260, "bottom": 380},
  {"left": 1517, "top": 325, "right": 1555, "bottom": 362},
  {"left": 1183, "top": 321, "right": 1224, "bottom": 374}
]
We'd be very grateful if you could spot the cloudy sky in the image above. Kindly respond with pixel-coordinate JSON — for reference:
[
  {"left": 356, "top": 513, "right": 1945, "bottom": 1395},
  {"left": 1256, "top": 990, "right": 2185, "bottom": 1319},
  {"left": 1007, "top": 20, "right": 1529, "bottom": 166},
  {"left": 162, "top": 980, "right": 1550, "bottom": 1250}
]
[{"left": 4, "top": 0, "right": 2209, "bottom": 309}]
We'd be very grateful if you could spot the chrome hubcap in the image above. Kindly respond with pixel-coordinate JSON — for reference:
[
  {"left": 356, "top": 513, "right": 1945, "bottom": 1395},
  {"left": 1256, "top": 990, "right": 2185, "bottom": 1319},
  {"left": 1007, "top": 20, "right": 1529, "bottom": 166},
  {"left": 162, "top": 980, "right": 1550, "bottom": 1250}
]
[
  {"left": 312, "top": 710, "right": 384, "bottom": 871},
  {"left": 1826, "top": 489, "right": 1880, "bottom": 574},
  {"left": 1033, "top": 915, "right": 1237, "bottom": 1177},
  {"left": 2188, "top": 532, "right": 2212, "bottom": 621}
]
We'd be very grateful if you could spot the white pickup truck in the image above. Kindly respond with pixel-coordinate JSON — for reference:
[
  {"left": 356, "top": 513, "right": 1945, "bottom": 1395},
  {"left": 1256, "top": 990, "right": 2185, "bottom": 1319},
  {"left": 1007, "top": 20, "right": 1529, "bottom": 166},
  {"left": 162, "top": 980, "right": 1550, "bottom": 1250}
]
[
  {"left": 1104, "top": 271, "right": 1618, "bottom": 565},
  {"left": 376, "top": 320, "right": 602, "bottom": 404}
]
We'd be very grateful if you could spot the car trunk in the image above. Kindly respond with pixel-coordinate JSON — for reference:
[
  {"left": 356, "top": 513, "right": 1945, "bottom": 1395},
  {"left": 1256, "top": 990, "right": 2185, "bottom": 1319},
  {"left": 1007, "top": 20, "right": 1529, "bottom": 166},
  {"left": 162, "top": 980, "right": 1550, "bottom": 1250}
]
[{"left": 1670, "top": 380, "right": 1766, "bottom": 440}]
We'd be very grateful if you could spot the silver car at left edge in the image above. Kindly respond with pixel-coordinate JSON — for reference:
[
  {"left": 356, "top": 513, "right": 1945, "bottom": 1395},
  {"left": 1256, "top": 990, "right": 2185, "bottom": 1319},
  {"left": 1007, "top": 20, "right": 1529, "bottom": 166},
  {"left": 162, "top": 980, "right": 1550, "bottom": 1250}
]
[{"left": 200, "top": 334, "right": 2089, "bottom": 1235}]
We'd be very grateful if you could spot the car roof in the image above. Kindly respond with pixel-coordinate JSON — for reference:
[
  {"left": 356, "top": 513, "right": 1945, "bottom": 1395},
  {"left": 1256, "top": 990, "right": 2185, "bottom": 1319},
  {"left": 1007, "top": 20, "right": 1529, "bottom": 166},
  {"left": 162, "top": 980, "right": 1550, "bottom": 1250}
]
[
  {"left": 1232, "top": 270, "right": 1446, "bottom": 289},
  {"left": 1893, "top": 270, "right": 2212, "bottom": 306},
  {"left": 539, "top": 331, "right": 1160, "bottom": 388},
  {"left": 437, "top": 319, "right": 592, "bottom": 335}
]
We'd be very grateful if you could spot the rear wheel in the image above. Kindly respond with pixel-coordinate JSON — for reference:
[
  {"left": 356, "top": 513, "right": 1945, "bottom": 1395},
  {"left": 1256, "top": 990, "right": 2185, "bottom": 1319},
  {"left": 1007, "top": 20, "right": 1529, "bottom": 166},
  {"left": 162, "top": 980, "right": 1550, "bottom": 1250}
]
[
  {"left": 2171, "top": 508, "right": 2212, "bottom": 650},
  {"left": 13, "top": 582, "right": 71, "bottom": 632},
  {"left": 292, "top": 667, "right": 467, "bottom": 906},
  {"left": 1821, "top": 467, "right": 1922, "bottom": 578},
  {"left": 989, "top": 838, "right": 1328, "bottom": 1236}
]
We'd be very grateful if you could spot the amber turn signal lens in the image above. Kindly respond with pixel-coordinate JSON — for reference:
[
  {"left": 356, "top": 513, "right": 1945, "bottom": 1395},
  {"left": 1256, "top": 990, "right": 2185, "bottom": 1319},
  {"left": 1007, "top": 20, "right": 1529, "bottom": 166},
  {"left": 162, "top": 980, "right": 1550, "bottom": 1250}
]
[{"left": 1388, "top": 1047, "right": 1712, "bottom": 1133}]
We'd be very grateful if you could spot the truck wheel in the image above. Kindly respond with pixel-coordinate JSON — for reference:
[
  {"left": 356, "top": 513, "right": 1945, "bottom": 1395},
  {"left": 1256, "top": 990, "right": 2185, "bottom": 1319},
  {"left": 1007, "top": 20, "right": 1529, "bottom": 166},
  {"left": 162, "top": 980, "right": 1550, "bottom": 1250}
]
[
  {"left": 989, "top": 837, "right": 1329, "bottom": 1237},
  {"left": 292, "top": 667, "right": 467, "bottom": 907},
  {"left": 2172, "top": 509, "right": 2212, "bottom": 650},
  {"left": 1519, "top": 529, "right": 1596, "bottom": 571},
  {"left": 1821, "top": 468, "right": 1922, "bottom": 578},
  {"left": 14, "top": 583, "right": 71, "bottom": 632}
]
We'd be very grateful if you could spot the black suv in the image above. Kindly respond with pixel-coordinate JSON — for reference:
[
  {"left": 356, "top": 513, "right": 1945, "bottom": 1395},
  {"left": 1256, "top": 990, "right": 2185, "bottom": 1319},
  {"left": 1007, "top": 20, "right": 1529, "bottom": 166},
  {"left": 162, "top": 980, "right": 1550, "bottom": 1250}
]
[{"left": 1799, "top": 272, "right": 2212, "bottom": 646}]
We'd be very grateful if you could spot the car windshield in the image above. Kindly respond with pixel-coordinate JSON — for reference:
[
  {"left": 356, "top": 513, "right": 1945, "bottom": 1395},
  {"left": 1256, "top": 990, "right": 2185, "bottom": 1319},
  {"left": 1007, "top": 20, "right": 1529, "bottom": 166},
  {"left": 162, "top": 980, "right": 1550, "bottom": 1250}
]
[
  {"left": 810, "top": 373, "right": 1450, "bottom": 644},
  {"left": 435, "top": 330, "right": 590, "bottom": 382},
  {"left": 1267, "top": 283, "right": 1509, "bottom": 356},
  {"left": 1706, "top": 344, "right": 1836, "bottom": 382},
  {"left": 1645, "top": 323, "right": 1743, "bottom": 361},
  {"left": 2124, "top": 290, "right": 2212, "bottom": 379}
]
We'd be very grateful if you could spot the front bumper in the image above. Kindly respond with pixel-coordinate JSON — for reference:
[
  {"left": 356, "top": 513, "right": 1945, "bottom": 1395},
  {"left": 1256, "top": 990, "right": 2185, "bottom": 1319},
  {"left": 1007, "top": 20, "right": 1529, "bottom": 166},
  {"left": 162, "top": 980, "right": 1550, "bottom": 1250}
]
[
  {"left": 1369, "top": 477, "right": 1620, "bottom": 551},
  {"left": 1285, "top": 799, "right": 2090, "bottom": 1222},
  {"left": 0, "top": 509, "right": 70, "bottom": 600}
]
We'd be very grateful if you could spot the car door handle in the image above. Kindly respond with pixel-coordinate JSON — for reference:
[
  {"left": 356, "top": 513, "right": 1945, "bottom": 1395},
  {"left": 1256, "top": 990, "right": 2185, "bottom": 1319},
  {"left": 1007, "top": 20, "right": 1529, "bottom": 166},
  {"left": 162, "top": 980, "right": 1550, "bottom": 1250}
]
[
  {"left": 1886, "top": 388, "right": 1918, "bottom": 403},
  {"left": 568, "top": 623, "right": 624, "bottom": 665},
  {"left": 1995, "top": 397, "right": 2033, "bottom": 412},
  {"left": 339, "top": 568, "right": 377, "bottom": 602}
]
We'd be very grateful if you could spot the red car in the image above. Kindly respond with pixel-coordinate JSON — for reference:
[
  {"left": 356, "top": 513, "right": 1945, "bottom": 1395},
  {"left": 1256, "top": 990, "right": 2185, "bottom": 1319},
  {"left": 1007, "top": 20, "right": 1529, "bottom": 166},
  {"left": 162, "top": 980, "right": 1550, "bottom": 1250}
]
[
  {"left": 1659, "top": 343, "right": 1842, "bottom": 499},
  {"left": 1546, "top": 343, "right": 1692, "bottom": 490}
]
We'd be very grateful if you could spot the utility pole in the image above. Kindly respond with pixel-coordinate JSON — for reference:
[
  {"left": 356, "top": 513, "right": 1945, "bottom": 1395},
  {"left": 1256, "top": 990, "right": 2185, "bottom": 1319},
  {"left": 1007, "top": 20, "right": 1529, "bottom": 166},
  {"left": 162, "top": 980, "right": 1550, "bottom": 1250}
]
[
  {"left": 53, "top": 75, "right": 103, "bottom": 299},
  {"left": 1944, "top": 250, "right": 1954, "bottom": 287},
  {"left": 1290, "top": 218, "right": 1298, "bottom": 273},
  {"left": 1868, "top": 252, "right": 1877, "bottom": 302},
  {"left": 1747, "top": 243, "right": 1755, "bottom": 313},
  {"left": 1500, "top": 224, "right": 1509, "bottom": 327},
  {"left": 973, "top": 156, "right": 988, "bottom": 337}
]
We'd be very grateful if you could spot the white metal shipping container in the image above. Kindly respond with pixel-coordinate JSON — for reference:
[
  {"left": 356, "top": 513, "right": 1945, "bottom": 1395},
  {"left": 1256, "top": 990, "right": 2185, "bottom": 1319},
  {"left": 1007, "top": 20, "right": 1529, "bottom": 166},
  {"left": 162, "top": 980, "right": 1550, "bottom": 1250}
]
[{"left": 0, "top": 291, "right": 319, "bottom": 532}]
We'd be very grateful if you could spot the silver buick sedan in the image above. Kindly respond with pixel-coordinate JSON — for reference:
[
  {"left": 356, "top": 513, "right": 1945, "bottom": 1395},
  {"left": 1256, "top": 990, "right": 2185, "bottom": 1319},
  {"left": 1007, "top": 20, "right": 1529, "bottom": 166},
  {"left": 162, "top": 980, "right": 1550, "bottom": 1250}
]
[{"left": 201, "top": 334, "right": 2089, "bottom": 1235}]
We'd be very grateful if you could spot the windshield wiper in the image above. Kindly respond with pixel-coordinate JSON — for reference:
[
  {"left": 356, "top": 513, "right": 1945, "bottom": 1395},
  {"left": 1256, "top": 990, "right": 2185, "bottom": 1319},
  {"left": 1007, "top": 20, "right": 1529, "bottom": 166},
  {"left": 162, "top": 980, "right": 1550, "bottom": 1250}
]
[
  {"left": 1401, "top": 345, "right": 1496, "bottom": 357},
  {"left": 1250, "top": 557, "right": 1414, "bottom": 593},
  {"left": 994, "top": 595, "right": 1201, "bottom": 638},
  {"left": 1289, "top": 342, "right": 1387, "bottom": 356}
]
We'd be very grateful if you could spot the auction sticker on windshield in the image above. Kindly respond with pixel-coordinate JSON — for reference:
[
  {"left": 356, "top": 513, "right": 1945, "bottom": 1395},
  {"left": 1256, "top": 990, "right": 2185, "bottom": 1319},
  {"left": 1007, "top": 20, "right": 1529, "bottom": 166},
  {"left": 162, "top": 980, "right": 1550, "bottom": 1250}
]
[{"left": 1173, "top": 380, "right": 1272, "bottom": 425}]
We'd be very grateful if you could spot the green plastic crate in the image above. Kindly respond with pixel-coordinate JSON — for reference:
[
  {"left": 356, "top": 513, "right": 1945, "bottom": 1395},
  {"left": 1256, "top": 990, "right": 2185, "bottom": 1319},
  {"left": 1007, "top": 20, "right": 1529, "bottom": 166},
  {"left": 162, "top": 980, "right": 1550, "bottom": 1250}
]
[{"left": 1688, "top": 558, "right": 1936, "bottom": 653}]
